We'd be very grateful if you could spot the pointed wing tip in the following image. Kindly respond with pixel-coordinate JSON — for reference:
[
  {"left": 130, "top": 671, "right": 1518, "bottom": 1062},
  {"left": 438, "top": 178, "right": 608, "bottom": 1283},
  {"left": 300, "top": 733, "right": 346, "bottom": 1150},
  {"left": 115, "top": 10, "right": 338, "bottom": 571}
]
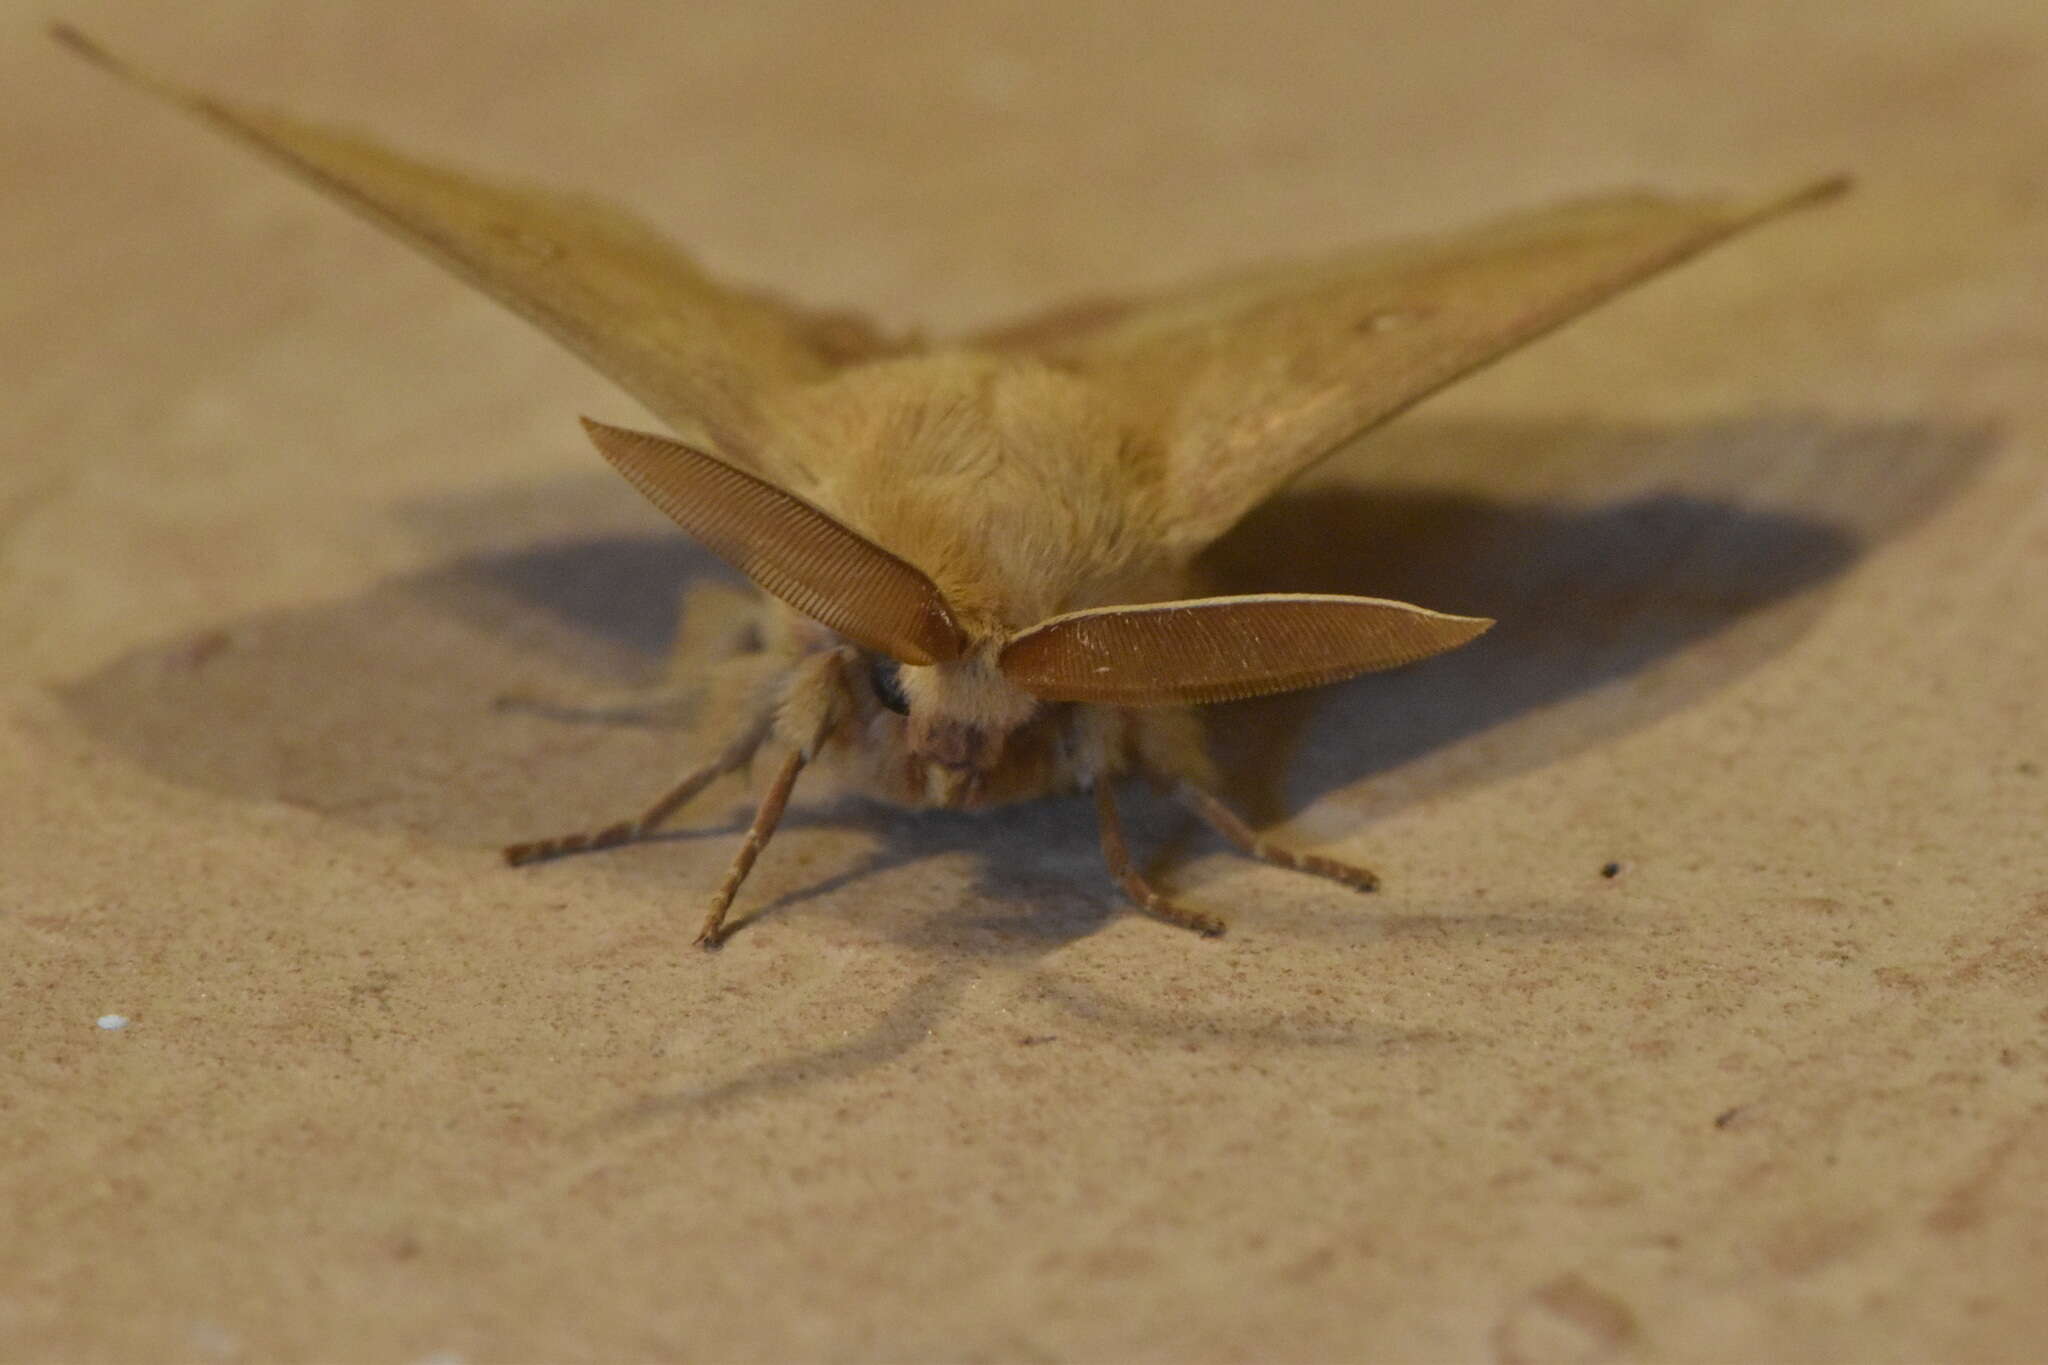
[
  {"left": 50, "top": 21, "right": 121, "bottom": 72},
  {"left": 51, "top": 23, "right": 203, "bottom": 110},
  {"left": 1754, "top": 175, "right": 1854, "bottom": 222},
  {"left": 1799, "top": 174, "right": 1855, "bottom": 204}
]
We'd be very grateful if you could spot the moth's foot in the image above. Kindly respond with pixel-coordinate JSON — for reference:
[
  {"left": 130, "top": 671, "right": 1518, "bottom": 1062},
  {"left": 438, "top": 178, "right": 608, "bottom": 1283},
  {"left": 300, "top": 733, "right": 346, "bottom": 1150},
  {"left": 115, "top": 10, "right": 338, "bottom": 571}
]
[
  {"left": 1285, "top": 848, "right": 1380, "bottom": 894},
  {"left": 694, "top": 899, "right": 735, "bottom": 951},
  {"left": 1113, "top": 868, "right": 1230, "bottom": 937},
  {"left": 694, "top": 875, "right": 747, "bottom": 951},
  {"left": 502, "top": 820, "right": 639, "bottom": 866},
  {"left": 1148, "top": 900, "right": 1228, "bottom": 938}
]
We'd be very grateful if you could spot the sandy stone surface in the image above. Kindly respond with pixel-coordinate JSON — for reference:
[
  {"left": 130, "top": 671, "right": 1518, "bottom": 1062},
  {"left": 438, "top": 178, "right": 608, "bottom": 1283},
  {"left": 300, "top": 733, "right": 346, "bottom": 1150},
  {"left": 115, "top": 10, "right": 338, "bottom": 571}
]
[{"left": 6, "top": 2, "right": 2045, "bottom": 1360}]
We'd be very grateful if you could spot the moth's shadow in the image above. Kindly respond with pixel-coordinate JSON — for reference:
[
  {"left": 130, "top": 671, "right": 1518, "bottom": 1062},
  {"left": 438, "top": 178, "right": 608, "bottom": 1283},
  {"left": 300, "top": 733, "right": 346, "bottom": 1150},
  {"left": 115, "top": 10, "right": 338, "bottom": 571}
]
[
  {"left": 583, "top": 781, "right": 1571, "bottom": 1126},
  {"left": 57, "top": 411, "right": 1989, "bottom": 897},
  {"left": 52, "top": 411, "right": 1990, "bottom": 1111},
  {"left": 1201, "top": 413, "right": 1992, "bottom": 822}
]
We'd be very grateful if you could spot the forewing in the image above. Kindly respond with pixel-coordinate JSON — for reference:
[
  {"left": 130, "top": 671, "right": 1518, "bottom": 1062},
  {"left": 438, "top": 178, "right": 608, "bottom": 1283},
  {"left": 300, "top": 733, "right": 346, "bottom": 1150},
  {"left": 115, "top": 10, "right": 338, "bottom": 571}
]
[
  {"left": 56, "top": 25, "right": 905, "bottom": 474},
  {"left": 582, "top": 420, "right": 965, "bottom": 665},
  {"left": 985, "top": 180, "right": 1847, "bottom": 550},
  {"left": 999, "top": 593, "right": 1491, "bottom": 706}
]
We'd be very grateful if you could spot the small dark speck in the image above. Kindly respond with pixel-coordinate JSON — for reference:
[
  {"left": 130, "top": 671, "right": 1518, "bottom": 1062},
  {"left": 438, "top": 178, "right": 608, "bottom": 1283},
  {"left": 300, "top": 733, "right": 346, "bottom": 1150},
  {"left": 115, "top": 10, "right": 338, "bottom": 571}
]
[
  {"left": 1018, "top": 1034, "right": 1058, "bottom": 1047},
  {"left": 1600, "top": 861, "right": 1624, "bottom": 879},
  {"left": 1714, "top": 1106, "right": 1744, "bottom": 1129},
  {"left": 183, "top": 629, "right": 232, "bottom": 668},
  {"left": 2017, "top": 760, "right": 2039, "bottom": 776}
]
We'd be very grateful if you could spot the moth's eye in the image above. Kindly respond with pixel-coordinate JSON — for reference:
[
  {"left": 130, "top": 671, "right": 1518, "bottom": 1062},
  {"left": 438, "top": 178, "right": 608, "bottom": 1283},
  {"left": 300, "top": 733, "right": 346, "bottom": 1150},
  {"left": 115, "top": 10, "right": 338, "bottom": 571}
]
[{"left": 869, "top": 656, "right": 910, "bottom": 714}]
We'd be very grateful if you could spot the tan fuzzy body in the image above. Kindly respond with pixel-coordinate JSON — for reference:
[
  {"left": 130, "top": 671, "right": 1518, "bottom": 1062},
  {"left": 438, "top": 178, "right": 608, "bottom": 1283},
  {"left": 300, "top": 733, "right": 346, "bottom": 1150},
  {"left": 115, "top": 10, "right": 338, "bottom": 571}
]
[
  {"left": 765, "top": 351, "right": 1187, "bottom": 627},
  {"left": 738, "top": 351, "right": 1210, "bottom": 810}
]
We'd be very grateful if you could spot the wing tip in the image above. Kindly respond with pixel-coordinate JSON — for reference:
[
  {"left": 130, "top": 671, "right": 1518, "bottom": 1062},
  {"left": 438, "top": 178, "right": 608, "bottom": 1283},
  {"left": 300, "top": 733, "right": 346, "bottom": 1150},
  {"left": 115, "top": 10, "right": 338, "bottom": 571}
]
[
  {"left": 51, "top": 22, "right": 200, "bottom": 111},
  {"left": 1756, "top": 174, "right": 1855, "bottom": 221},
  {"left": 50, "top": 22, "right": 143, "bottom": 84},
  {"left": 50, "top": 20, "right": 116, "bottom": 67}
]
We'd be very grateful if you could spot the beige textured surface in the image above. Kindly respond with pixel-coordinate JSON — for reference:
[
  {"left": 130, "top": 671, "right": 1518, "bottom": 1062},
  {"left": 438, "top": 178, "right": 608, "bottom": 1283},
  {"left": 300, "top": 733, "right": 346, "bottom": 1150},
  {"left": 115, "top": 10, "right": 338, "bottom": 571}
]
[{"left": 6, "top": 2, "right": 2045, "bottom": 1360}]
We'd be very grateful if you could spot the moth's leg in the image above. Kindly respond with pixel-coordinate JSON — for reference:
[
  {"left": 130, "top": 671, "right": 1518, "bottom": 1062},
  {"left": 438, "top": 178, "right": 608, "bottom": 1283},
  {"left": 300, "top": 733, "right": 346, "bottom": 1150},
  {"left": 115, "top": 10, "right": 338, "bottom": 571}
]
[
  {"left": 1094, "top": 781, "right": 1227, "bottom": 938},
  {"left": 493, "top": 581, "right": 765, "bottom": 726},
  {"left": 501, "top": 708, "right": 774, "bottom": 866},
  {"left": 695, "top": 747, "right": 808, "bottom": 949},
  {"left": 1172, "top": 781, "right": 1379, "bottom": 893},
  {"left": 695, "top": 647, "right": 851, "bottom": 948}
]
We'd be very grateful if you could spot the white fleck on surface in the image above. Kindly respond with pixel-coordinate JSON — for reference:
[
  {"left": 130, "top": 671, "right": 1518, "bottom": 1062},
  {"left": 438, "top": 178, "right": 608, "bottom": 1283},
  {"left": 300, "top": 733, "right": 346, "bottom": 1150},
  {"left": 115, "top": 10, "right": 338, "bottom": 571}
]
[
  {"left": 1363, "top": 307, "right": 1432, "bottom": 332},
  {"left": 188, "top": 1320, "right": 240, "bottom": 1360},
  {"left": 96, "top": 1014, "right": 129, "bottom": 1030}
]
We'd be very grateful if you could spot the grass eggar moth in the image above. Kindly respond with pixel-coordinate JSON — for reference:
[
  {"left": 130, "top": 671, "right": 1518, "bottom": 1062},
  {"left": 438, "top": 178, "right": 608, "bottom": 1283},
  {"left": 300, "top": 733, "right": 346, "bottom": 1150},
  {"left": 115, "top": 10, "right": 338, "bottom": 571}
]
[{"left": 57, "top": 26, "right": 1845, "bottom": 945}]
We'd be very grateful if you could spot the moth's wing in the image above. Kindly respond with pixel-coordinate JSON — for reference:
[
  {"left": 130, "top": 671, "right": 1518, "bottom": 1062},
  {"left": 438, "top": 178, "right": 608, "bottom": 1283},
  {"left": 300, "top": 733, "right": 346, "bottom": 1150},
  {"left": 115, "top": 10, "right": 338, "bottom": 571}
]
[
  {"left": 55, "top": 26, "right": 907, "bottom": 475},
  {"left": 979, "top": 180, "right": 1847, "bottom": 551}
]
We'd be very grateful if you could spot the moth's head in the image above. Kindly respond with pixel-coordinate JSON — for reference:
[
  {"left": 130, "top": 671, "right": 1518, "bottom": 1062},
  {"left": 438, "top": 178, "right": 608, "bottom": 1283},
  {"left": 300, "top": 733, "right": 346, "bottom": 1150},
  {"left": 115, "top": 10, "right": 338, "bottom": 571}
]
[
  {"left": 859, "top": 645, "right": 1048, "bottom": 807},
  {"left": 582, "top": 418, "right": 1493, "bottom": 804}
]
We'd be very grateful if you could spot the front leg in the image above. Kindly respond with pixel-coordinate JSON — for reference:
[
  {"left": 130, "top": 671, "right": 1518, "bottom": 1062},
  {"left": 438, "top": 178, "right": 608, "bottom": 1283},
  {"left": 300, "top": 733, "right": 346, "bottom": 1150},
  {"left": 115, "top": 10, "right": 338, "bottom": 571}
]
[
  {"left": 1094, "top": 781, "right": 1227, "bottom": 937},
  {"left": 1121, "top": 705, "right": 1378, "bottom": 906},
  {"left": 695, "top": 646, "right": 855, "bottom": 947},
  {"left": 1172, "top": 780, "right": 1379, "bottom": 893},
  {"left": 694, "top": 747, "right": 808, "bottom": 948}
]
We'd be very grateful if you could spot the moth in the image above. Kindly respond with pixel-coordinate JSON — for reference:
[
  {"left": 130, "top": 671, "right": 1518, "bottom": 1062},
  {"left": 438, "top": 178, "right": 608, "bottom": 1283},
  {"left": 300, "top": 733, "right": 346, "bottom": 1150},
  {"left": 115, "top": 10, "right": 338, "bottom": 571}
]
[{"left": 60, "top": 26, "right": 1845, "bottom": 946}]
